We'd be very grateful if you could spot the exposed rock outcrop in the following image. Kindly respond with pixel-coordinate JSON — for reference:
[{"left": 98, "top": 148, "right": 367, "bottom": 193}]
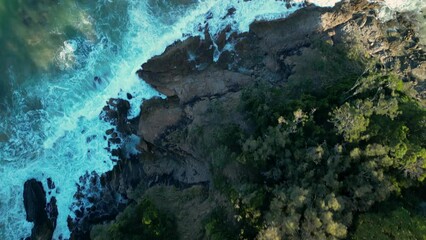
[
  {"left": 23, "top": 179, "right": 57, "bottom": 240},
  {"left": 101, "top": 98, "right": 133, "bottom": 135}
]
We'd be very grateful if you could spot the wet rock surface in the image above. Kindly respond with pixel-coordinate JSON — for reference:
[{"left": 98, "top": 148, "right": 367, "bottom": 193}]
[
  {"left": 100, "top": 98, "right": 133, "bottom": 135},
  {"left": 23, "top": 179, "right": 57, "bottom": 240},
  {"left": 68, "top": 172, "right": 126, "bottom": 240}
]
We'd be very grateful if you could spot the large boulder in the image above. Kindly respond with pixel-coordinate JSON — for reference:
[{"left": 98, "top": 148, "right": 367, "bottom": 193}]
[{"left": 23, "top": 179, "right": 57, "bottom": 240}]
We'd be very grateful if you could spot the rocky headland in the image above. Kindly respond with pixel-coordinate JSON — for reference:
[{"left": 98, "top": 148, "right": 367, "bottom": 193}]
[{"left": 23, "top": 0, "right": 426, "bottom": 239}]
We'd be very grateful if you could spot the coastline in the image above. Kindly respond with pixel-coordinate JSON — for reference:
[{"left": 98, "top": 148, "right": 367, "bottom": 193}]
[{"left": 22, "top": 0, "right": 426, "bottom": 239}]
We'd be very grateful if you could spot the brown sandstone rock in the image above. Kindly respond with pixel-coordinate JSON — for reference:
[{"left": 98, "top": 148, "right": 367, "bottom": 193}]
[{"left": 138, "top": 96, "right": 183, "bottom": 144}]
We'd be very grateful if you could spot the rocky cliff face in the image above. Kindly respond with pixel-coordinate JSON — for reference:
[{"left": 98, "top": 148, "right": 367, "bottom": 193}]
[{"left": 63, "top": 0, "right": 425, "bottom": 238}]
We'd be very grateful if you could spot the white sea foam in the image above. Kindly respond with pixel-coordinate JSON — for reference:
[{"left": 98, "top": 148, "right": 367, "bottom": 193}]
[
  {"left": 373, "top": 0, "right": 426, "bottom": 21},
  {"left": 382, "top": 0, "right": 426, "bottom": 12},
  {"left": 57, "top": 40, "right": 78, "bottom": 70},
  {"left": 306, "top": 0, "right": 341, "bottom": 7}
]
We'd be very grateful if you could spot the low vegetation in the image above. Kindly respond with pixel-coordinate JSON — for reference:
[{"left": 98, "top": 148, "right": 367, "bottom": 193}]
[
  {"left": 91, "top": 199, "right": 176, "bottom": 240},
  {"left": 205, "top": 41, "right": 426, "bottom": 239}
]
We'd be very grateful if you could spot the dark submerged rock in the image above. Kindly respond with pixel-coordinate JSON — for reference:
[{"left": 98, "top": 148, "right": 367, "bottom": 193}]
[{"left": 93, "top": 76, "right": 101, "bottom": 84}]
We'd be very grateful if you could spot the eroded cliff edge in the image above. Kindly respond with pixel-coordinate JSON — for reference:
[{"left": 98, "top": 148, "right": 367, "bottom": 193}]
[{"left": 65, "top": 0, "right": 426, "bottom": 239}]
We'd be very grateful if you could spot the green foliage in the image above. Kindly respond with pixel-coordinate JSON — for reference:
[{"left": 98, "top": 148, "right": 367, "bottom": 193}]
[
  {"left": 286, "top": 40, "right": 364, "bottom": 100},
  {"left": 352, "top": 207, "right": 426, "bottom": 240},
  {"left": 332, "top": 73, "right": 426, "bottom": 181},
  {"left": 203, "top": 208, "right": 239, "bottom": 240},
  {"left": 205, "top": 38, "right": 426, "bottom": 240},
  {"left": 240, "top": 43, "right": 364, "bottom": 141},
  {"left": 231, "top": 185, "right": 269, "bottom": 239},
  {"left": 91, "top": 199, "right": 176, "bottom": 240}
]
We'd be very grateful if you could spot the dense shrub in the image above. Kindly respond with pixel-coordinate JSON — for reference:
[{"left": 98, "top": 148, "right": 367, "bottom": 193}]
[
  {"left": 91, "top": 199, "right": 176, "bottom": 240},
  {"left": 209, "top": 41, "right": 426, "bottom": 239}
]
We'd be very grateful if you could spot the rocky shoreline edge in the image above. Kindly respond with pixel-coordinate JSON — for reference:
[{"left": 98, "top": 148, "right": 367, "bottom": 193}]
[{"left": 23, "top": 0, "right": 425, "bottom": 239}]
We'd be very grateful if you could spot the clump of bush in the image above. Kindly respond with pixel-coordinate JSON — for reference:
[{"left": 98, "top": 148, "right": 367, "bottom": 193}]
[{"left": 91, "top": 199, "right": 176, "bottom": 240}]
